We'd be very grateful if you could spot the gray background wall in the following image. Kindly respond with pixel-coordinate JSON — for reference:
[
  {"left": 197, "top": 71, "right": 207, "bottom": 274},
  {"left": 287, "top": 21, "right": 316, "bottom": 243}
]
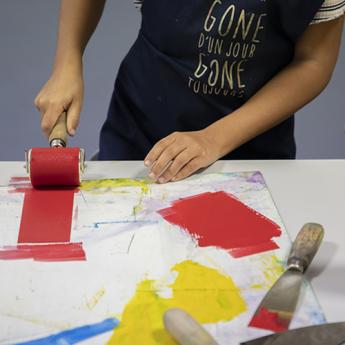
[{"left": 0, "top": 0, "right": 344, "bottom": 161}]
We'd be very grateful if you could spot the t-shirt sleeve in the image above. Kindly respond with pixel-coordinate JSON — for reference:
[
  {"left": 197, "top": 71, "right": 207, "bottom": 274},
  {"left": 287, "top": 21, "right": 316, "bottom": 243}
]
[
  {"left": 311, "top": 0, "right": 345, "bottom": 24},
  {"left": 133, "top": 0, "right": 143, "bottom": 9}
]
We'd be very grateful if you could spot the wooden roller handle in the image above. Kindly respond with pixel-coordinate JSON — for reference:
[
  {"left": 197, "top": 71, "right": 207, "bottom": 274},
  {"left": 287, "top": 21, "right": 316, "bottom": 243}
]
[
  {"left": 287, "top": 223, "right": 324, "bottom": 273},
  {"left": 49, "top": 112, "right": 68, "bottom": 147},
  {"left": 164, "top": 308, "right": 219, "bottom": 345}
]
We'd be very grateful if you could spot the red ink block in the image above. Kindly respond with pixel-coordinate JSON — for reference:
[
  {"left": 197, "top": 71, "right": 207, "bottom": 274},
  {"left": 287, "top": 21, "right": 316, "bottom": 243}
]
[{"left": 158, "top": 191, "right": 281, "bottom": 258}]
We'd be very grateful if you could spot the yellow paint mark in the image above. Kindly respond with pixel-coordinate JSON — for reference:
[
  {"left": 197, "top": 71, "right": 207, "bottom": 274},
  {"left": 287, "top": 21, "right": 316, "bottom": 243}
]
[
  {"left": 107, "top": 260, "right": 247, "bottom": 344},
  {"left": 80, "top": 178, "right": 151, "bottom": 194},
  {"left": 133, "top": 203, "right": 144, "bottom": 216},
  {"left": 86, "top": 287, "right": 106, "bottom": 310},
  {"left": 250, "top": 254, "right": 284, "bottom": 289}
]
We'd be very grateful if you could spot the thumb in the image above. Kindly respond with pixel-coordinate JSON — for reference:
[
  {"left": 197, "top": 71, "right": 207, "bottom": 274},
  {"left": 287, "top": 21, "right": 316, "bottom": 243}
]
[{"left": 66, "top": 100, "right": 82, "bottom": 136}]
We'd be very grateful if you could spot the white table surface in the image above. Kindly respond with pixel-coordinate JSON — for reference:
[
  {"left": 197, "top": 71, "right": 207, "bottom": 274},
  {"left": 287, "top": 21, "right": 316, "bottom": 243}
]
[{"left": 0, "top": 159, "right": 344, "bottom": 323}]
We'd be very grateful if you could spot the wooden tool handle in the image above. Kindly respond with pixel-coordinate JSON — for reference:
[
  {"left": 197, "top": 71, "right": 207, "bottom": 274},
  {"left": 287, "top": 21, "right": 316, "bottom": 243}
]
[
  {"left": 49, "top": 112, "right": 68, "bottom": 147},
  {"left": 164, "top": 308, "right": 219, "bottom": 345},
  {"left": 287, "top": 223, "right": 324, "bottom": 273}
]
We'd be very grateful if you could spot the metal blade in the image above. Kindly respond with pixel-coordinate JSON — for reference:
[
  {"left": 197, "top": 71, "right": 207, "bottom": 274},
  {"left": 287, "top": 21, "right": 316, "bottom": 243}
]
[
  {"left": 249, "top": 269, "right": 303, "bottom": 331},
  {"left": 241, "top": 322, "right": 345, "bottom": 345}
]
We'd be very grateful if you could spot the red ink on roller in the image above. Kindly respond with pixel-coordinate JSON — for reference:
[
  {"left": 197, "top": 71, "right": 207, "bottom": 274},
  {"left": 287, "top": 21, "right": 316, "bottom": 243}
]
[
  {"left": 29, "top": 147, "right": 81, "bottom": 187},
  {"left": 0, "top": 113, "right": 86, "bottom": 262}
]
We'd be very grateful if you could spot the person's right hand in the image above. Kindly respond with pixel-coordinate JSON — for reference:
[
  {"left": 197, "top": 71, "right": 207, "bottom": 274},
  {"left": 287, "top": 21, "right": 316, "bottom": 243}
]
[{"left": 34, "top": 63, "right": 84, "bottom": 138}]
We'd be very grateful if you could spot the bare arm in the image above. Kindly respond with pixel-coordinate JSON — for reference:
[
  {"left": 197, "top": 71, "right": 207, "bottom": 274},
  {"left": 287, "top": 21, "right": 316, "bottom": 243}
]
[
  {"left": 206, "top": 15, "right": 345, "bottom": 157},
  {"left": 145, "top": 15, "right": 344, "bottom": 183},
  {"left": 35, "top": 0, "right": 106, "bottom": 137}
]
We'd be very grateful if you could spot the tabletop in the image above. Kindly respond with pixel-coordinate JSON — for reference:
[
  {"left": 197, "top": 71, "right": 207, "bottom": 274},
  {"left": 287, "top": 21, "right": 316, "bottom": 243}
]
[{"left": 1, "top": 159, "right": 344, "bottom": 323}]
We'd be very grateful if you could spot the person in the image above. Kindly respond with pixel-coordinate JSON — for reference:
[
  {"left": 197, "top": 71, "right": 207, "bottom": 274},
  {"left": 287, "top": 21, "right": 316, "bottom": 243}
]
[{"left": 35, "top": 0, "right": 345, "bottom": 183}]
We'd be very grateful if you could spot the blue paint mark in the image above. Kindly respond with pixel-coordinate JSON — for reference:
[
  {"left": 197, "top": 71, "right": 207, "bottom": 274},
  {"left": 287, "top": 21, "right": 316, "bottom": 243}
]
[
  {"left": 84, "top": 220, "right": 159, "bottom": 229},
  {"left": 14, "top": 318, "right": 119, "bottom": 345}
]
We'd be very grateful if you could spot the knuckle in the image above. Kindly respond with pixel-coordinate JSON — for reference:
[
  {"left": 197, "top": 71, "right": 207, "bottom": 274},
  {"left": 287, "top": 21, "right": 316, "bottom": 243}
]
[
  {"left": 151, "top": 164, "right": 163, "bottom": 175},
  {"left": 34, "top": 97, "right": 40, "bottom": 107},
  {"left": 158, "top": 137, "right": 168, "bottom": 146},
  {"left": 48, "top": 99, "right": 58, "bottom": 107},
  {"left": 162, "top": 171, "right": 172, "bottom": 180},
  {"left": 41, "top": 121, "right": 50, "bottom": 132},
  {"left": 165, "top": 147, "right": 176, "bottom": 157},
  {"left": 188, "top": 162, "right": 197, "bottom": 171},
  {"left": 174, "top": 157, "right": 184, "bottom": 166}
]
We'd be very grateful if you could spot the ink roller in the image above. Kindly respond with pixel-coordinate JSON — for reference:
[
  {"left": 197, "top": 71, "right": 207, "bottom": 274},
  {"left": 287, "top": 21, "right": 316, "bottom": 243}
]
[{"left": 25, "top": 112, "right": 85, "bottom": 187}]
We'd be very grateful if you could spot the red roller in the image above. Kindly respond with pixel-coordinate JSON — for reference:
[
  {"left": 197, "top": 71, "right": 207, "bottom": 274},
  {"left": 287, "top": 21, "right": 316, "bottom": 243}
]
[
  {"left": 28, "top": 147, "right": 81, "bottom": 187},
  {"left": 26, "top": 112, "right": 85, "bottom": 188}
]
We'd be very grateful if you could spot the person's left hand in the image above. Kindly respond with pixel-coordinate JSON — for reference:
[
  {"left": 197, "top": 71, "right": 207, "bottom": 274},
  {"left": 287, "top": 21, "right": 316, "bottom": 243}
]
[{"left": 144, "top": 129, "right": 221, "bottom": 183}]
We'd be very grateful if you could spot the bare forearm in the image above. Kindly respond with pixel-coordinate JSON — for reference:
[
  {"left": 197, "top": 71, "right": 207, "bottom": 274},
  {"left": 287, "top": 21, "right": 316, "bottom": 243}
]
[
  {"left": 207, "top": 58, "right": 332, "bottom": 156},
  {"left": 54, "top": 0, "right": 106, "bottom": 71},
  {"left": 206, "top": 17, "right": 344, "bottom": 157}
]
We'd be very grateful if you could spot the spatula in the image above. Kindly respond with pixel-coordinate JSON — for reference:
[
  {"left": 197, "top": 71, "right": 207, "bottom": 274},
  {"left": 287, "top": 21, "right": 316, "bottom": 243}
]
[{"left": 248, "top": 223, "right": 324, "bottom": 332}]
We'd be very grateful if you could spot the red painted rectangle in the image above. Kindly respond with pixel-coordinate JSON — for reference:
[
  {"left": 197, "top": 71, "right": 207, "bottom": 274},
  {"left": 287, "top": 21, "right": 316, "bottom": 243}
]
[
  {"left": 18, "top": 189, "right": 75, "bottom": 243},
  {"left": 158, "top": 191, "right": 281, "bottom": 258}
]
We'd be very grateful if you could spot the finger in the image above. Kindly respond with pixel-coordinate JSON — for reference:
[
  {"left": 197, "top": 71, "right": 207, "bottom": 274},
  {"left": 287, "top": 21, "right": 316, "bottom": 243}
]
[
  {"left": 40, "top": 105, "right": 65, "bottom": 138},
  {"left": 34, "top": 94, "right": 42, "bottom": 112},
  {"left": 144, "top": 134, "right": 177, "bottom": 167},
  {"left": 66, "top": 100, "right": 81, "bottom": 136},
  {"left": 158, "top": 149, "right": 194, "bottom": 183},
  {"left": 171, "top": 157, "right": 203, "bottom": 182},
  {"left": 150, "top": 143, "right": 186, "bottom": 179}
]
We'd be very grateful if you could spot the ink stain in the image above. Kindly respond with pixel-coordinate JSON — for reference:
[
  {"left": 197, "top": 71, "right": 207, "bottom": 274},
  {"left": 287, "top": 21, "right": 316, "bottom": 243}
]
[
  {"left": 107, "top": 260, "right": 247, "bottom": 344},
  {"left": 158, "top": 191, "right": 281, "bottom": 258}
]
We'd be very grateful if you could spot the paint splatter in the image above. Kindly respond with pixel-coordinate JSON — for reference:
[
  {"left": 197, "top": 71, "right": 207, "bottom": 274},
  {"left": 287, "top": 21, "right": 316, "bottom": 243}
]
[
  {"left": 249, "top": 307, "right": 290, "bottom": 332},
  {"left": 86, "top": 288, "right": 106, "bottom": 310},
  {"left": 250, "top": 255, "right": 284, "bottom": 289},
  {"left": 158, "top": 191, "right": 281, "bottom": 258},
  {"left": 246, "top": 171, "right": 265, "bottom": 185},
  {"left": 15, "top": 317, "right": 119, "bottom": 345},
  {"left": 107, "top": 260, "right": 246, "bottom": 344},
  {"left": 80, "top": 178, "right": 151, "bottom": 194},
  {"left": 80, "top": 178, "right": 151, "bottom": 218}
]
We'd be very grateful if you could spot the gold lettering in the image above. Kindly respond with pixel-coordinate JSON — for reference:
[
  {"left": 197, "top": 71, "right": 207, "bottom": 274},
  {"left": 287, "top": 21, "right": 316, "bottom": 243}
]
[
  {"left": 208, "top": 59, "right": 219, "bottom": 87},
  {"left": 194, "top": 53, "right": 208, "bottom": 78},
  {"left": 204, "top": 0, "right": 222, "bottom": 32},
  {"left": 249, "top": 44, "right": 256, "bottom": 58},
  {"left": 188, "top": 77, "right": 194, "bottom": 88},
  {"left": 221, "top": 60, "right": 236, "bottom": 89},
  {"left": 218, "top": 4, "right": 235, "bottom": 37},
  {"left": 198, "top": 33, "right": 205, "bottom": 48},
  {"left": 237, "top": 59, "right": 246, "bottom": 88},
  {"left": 233, "top": 10, "right": 255, "bottom": 40},
  {"left": 214, "top": 38, "right": 223, "bottom": 55},
  {"left": 193, "top": 80, "right": 201, "bottom": 93},
  {"left": 232, "top": 42, "right": 240, "bottom": 58},
  {"left": 252, "top": 14, "right": 266, "bottom": 43}
]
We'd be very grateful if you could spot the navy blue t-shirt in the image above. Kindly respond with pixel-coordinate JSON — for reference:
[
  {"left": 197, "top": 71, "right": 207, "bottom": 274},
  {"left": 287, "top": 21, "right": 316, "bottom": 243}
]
[{"left": 99, "top": 0, "right": 325, "bottom": 160}]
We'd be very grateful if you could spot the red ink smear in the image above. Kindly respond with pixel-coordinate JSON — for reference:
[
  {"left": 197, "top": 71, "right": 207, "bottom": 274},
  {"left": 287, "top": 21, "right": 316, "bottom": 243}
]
[
  {"left": 9, "top": 177, "right": 32, "bottom": 193},
  {"left": 10, "top": 177, "right": 30, "bottom": 182},
  {"left": 1, "top": 177, "right": 85, "bottom": 262},
  {"left": 158, "top": 191, "right": 281, "bottom": 258},
  {"left": 18, "top": 189, "right": 74, "bottom": 243},
  {"left": 0, "top": 243, "right": 86, "bottom": 262},
  {"left": 249, "top": 307, "right": 290, "bottom": 332}
]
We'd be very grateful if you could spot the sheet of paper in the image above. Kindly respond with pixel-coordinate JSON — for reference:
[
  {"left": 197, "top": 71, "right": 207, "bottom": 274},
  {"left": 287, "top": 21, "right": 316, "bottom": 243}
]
[{"left": 0, "top": 172, "right": 325, "bottom": 344}]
